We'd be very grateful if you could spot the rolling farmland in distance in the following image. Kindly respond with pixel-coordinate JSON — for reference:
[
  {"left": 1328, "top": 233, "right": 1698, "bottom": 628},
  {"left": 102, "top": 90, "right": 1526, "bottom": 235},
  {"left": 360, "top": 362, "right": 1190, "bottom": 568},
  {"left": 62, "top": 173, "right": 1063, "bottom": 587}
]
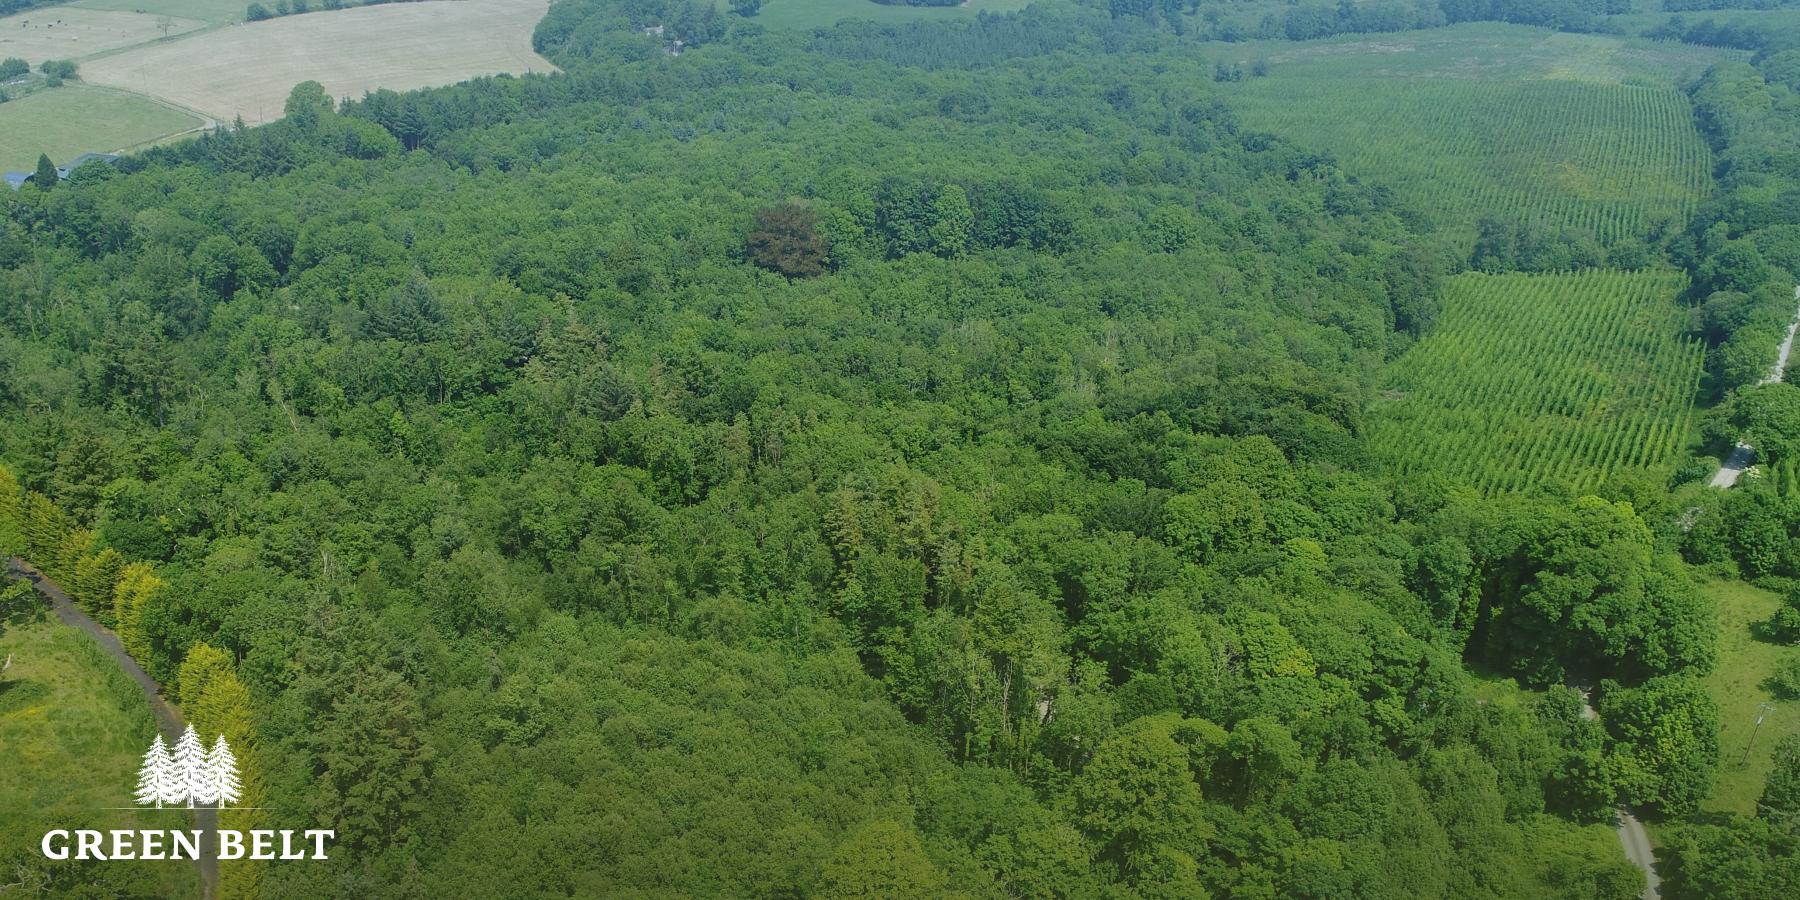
[
  {"left": 0, "top": 0, "right": 553, "bottom": 170},
  {"left": 68, "top": 0, "right": 248, "bottom": 21},
  {"left": 7, "top": 2, "right": 1800, "bottom": 897},
  {"left": 1230, "top": 77, "right": 1712, "bottom": 247},
  {"left": 0, "top": 7, "right": 207, "bottom": 61},
  {"left": 1219, "top": 25, "right": 1718, "bottom": 251},
  {"left": 81, "top": 0, "right": 555, "bottom": 127}
]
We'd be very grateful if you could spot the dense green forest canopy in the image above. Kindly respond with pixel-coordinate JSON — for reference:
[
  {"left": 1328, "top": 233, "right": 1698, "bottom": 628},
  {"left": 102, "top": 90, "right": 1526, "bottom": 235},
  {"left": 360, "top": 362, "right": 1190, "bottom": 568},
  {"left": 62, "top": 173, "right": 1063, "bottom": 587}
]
[{"left": 3, "top": 0, "right": 1798, "bottom": 897}]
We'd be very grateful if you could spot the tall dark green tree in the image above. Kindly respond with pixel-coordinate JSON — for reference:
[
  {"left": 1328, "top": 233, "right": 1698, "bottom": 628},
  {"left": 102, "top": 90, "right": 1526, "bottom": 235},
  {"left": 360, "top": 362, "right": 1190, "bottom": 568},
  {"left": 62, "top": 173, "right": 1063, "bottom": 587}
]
[
  {"left": 746, "top": 203, "right": 829, "bottom": 278},
  {"left": 32, "top": 154, "right": 55, "bottom": 191},
  {"left": 1762, "top": 734, "right": 1800, "bottom": 833}
]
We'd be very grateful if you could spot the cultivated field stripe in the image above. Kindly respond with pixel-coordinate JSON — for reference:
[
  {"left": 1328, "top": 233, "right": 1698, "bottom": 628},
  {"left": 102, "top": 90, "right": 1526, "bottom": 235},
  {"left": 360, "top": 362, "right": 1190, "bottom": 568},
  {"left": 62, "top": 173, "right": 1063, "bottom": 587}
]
[{"left": 1369, "top": 269, "right": 1701, "bottom": 494}]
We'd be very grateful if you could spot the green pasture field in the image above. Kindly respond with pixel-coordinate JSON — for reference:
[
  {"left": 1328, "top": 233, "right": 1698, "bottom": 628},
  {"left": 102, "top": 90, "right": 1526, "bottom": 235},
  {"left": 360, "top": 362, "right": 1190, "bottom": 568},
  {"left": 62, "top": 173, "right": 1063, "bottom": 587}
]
[
  {"left": 1215, "top": 25, "right": 1718, "bottom": 247},
  {"left": 0, "top": 82, "right": 201, "bottom": 172},
  {"left": 0, "top": 611, "right": 200, "bottom": 897},
  {"left": 1701, "top": 576, "right": 1800, "bottom": 817},
  {"left": 729, "top": 0, "right": 1035, "bottom": 30},
  {"left": 69, "top": 0, "right": 249, "bottom": 24},
  {"left": 1369, "top": 269, "right": 1705, "bottom": 495}
]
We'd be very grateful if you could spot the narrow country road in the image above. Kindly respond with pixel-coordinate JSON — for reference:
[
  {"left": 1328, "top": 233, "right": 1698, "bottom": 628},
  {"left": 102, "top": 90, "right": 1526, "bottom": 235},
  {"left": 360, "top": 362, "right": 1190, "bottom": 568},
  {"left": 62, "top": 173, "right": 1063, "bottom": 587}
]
[
  {"left": 6, "top": 557, "right": 217, "bottom": 899},
  {"left": 1615, "top": 807, "right": 1661, "bottom": 900},
  {"left": 1579, "top": 687, "right": 1660, "bottom": 899},
  {"left": 1711, "top": 285, "right": 1800, "bottom": 488}
]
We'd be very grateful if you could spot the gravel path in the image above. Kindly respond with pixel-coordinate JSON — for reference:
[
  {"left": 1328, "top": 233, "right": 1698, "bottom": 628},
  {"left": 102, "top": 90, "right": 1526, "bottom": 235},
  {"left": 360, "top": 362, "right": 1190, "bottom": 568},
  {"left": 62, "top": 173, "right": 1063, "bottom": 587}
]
[{"left": 1615, "top": 806, "right": 1661, "bottom": 900}]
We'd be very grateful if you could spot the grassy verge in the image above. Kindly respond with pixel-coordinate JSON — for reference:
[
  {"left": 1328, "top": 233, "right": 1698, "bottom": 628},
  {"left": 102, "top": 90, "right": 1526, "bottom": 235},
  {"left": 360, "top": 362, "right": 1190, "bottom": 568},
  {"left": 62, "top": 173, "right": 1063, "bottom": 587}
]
[{"left": 0, "top": 605, "right": 201, "bottom": 896}]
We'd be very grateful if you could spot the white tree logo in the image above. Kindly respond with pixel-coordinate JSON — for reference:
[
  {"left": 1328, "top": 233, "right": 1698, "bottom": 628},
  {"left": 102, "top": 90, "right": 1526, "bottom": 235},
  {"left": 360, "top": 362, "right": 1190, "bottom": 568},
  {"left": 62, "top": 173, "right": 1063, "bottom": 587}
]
[
  {"left": 133, "top": 734, "right": 180, "bottom": 808},
  {"left": 134, "top": 725, "right": 241, "bottom": 809}
]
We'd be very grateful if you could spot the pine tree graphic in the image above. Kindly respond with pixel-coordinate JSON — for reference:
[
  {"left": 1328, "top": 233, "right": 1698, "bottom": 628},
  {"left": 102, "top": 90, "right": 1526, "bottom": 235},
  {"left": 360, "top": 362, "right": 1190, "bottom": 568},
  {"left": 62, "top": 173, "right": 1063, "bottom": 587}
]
[
  {"left": 172, "top": 724, "right": 215, "bottom": 809},
  {"left": 135, "top": 728, "right": 241, "bottom": 808},
  {"left": 133, "top": 734, "right": 180, "bottom": 809},
  {"left": 207, "top": 735, "right": 242, "bottom": 807}
]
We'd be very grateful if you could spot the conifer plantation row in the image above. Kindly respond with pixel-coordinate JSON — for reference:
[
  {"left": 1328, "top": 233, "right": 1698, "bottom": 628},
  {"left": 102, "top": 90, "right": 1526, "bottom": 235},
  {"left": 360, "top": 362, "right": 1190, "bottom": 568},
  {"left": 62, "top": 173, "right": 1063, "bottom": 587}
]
[
  {"left": 1230, "top": 77, "right": 1712, "bottom": 250},
  {"left": 1371, "top": 270, "right": 1705, "bottom": 493}
]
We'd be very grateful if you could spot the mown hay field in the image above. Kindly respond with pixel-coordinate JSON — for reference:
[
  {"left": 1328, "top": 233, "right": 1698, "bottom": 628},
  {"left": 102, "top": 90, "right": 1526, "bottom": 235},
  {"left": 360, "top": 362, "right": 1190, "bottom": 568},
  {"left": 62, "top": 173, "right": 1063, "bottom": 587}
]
[
  {"left": 0, "top": 6, "right": 207, "bottom": 64},
  {"left": 83, "top": 0, "right": 555, "bottom": 125},
  {"left": 1369, "top": 269, "right": 1705, "bottom": 494}
]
